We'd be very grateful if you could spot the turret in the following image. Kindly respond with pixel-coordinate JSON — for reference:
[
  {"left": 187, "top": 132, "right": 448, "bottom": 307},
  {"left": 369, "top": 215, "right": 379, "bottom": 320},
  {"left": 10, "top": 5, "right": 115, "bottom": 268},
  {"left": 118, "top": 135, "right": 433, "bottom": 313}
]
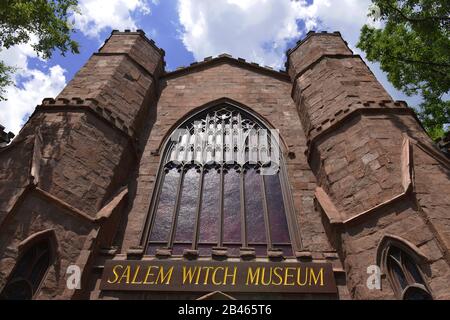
[
  {"left": 15, "top": 30, "right": 165, "bottom": 216},
  {"left": 287, "top": 31, "right": 448, "bottom": 299},
  {"left": 287, "top": 31, "right": 429, "bottom": 220}
]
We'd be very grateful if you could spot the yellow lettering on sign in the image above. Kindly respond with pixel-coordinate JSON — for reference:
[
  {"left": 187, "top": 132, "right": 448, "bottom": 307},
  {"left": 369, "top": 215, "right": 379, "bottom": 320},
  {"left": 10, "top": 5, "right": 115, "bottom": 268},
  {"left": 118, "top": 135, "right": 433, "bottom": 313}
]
[
  {"left": 297, "top": 267, "right": 308, "bottom": 286},
  {"left": 272, "top": 267, "right": 283, "bottom": 286},
  {"left": 309, "top": 267, "right": 324, "bottom": 286},
  {"left": 107, "top": 264, "right": 123, "bottom": 284},
  {"left": 182, "top": 266, "right": 199, "bottom": 284},
  {"left": 246, "top": 267, "right": 260, "bottom": 286},
  {"left": 224, "top": 266, "right": 237, "bottom": 285},
  {"left": 143, "top": 266, "right": 157, "bottom": 284},
  {"left": 118, "top": 265, "right": 131, "bottom": 284},
  {"left": 156, "top": 266, "right": 174, "bottom": 285},
  {"left": 212, "top": 267, "right": 224, "bottom": 285},
  {"left": 284, "top": 267, "right": 295, "bottom": 286},
  {"left": 104, "top": 263, "right": 330, "bottom": 290},
  {"left": 131, "top": 265, "right": 142, "bottom": 284},
  {"left": 261, "top": 268, "right": 272, "bottom": 286},
  {"left": 202, "top": 267, "right": 214, "bottom": 285}
]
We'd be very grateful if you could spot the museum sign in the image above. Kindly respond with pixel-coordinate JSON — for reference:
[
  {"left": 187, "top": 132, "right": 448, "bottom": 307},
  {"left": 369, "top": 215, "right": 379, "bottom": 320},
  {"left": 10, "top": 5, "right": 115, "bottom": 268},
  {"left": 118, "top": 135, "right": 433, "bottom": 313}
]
[{"left": 100, "top": 260, "right": 337, "bottom": 293}]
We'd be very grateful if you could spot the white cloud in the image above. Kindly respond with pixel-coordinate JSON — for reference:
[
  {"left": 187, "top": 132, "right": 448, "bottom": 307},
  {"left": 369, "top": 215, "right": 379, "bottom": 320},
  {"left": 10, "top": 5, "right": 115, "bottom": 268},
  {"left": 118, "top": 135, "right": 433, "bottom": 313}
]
[
  {"left": 0, "top": 0, "right": 155, "bottom": 134},
  {"left": 176, "top": 0, "right": 376, "bottom": 67},
  {"left": 72, "top": 0, "right": 152, "bottom": 38},
  {"left": 177, "top": 0, "right": 311, "bottom": 68},
  {"left": 177, "top": 0, "right": 422, "bottom": 106},
  {"left": 299, "top": 0, "right": 423, "bottom": 106},
  {"left": 0, "top": 43, "right": 67, "bottom": 134},
  {"left": 299, "top": 0, "right": 380, "bottom": 45}
]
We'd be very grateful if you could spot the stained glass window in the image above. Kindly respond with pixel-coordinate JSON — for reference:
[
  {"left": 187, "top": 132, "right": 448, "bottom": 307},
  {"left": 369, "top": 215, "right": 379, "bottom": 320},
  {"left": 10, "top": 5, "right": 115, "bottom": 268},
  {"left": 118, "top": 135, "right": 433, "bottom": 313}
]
[
  {"left": 386, "top": 245, "right": 432, "bottom": 300},
  {"left": 145, "top": 104, "right": 295, "bottom": 258},
  {"left": 0, "top": 239, "right": 51, "bottom": 300}
]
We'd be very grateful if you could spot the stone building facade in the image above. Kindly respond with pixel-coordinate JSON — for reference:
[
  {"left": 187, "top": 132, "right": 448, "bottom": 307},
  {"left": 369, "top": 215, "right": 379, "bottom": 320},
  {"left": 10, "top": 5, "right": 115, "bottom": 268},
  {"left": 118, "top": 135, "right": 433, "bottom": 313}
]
[{"left": 0, "top": 30, "right": 449, "bottom": 300}]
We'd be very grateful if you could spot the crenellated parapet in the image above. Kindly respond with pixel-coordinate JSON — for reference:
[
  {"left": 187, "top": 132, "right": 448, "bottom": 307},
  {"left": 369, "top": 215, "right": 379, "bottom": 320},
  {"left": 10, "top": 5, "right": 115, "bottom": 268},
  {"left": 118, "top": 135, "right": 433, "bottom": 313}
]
[
  {"left": 38, "top": 97, "right": 137, "bottom": 141},
  {"left": 57, "top": 29, "right": 165, "bottom": 136},
  {"left": 286, "top": 31, "right": 353, "bottom": 80}
]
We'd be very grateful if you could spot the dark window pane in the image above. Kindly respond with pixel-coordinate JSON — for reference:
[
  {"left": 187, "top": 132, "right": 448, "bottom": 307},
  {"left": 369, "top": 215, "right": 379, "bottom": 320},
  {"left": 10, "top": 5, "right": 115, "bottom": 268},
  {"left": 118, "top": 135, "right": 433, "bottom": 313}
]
[
  {"left": 0, "top": 239, "right": 51, "bottom": 300},
  {"left": 199, "top": 169, "right": 220, "bottom": 243},
  {"left": 13, "top": 248, "right": 36, "bottom": 278},
  {"left": 174, "top": 168, "right": 200, "bottom": 242},
  {"left": 403, "top": 287, "right": 432, "bottom": 300},
  {"left": 0, "top": 280, "right": 33, "bottom": 300},
  {"left": 388, "top": 257, "right": 408, "bottom": 289},
  {"left": 264, "top": 173, "right": 290, "bottom": 243},
  {"left": 404, "top": 255, "right": 424, "bottom": 285},
  {"left": 30, "top": 251, "right": 50, "bottom": 293},
  {"left": 244, "top": 169, "right": 266, "bottom": 243},
  {"left": 223, "top": 168, "right": 241, "bottom": 243},
  {"left": 149, "top": 169, "right": 180, "bottom": 242},
  {"left": 389, "top": 246, "right": 402, "bottom": 262}
]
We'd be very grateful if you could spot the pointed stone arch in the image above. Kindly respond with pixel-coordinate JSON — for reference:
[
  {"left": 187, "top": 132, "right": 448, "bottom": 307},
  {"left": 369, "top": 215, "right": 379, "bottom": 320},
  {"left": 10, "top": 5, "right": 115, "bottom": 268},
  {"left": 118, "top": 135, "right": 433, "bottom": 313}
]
[
  {"left": 1, "top": 229, "right": 58, "bottom": 300},
  {"left": 140, "top": 98, "right": 302, "bottom": 256},
  {"left": 376, "top": 234, "right": 433, "bottom": 300},
  {"left": 376, "top": 234, "right": 429, "bottom": 268},
  {"left": 155, "top": 97, "right": 290, "bottom": 155}
]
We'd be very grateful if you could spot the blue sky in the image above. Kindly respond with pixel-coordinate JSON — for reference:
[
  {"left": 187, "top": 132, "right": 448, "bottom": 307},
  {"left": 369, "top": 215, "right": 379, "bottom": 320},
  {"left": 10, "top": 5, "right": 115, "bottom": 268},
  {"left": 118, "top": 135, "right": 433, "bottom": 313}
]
[{"left": 0, "top": 0, "right": 423, "bottom": 134}]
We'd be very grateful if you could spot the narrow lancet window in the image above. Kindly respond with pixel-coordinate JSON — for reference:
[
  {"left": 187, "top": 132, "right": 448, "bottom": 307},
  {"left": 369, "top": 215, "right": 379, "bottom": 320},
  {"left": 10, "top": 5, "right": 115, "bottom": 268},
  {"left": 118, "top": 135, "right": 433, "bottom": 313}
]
[
  {"left": 0, "top": 238, "right": 52, "bottom": 300},
  {"left": 385, "top": 245, "right": 432, "bottom": 300}
]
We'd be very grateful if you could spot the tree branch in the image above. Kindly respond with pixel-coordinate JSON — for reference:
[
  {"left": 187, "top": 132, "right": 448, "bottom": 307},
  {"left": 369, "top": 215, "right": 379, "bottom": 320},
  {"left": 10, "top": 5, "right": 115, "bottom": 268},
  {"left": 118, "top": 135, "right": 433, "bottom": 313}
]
[
  {"left": 386, "top": 54, "right": 450, "bottom": 69},
  {"left": 385, "top": 3, "right": 450, "bottom": 23}
]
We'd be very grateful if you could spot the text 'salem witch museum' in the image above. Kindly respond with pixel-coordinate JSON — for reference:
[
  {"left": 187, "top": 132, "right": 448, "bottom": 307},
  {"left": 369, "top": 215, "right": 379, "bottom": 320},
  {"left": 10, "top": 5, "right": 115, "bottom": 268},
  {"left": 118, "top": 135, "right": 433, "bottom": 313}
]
[{"left": 0, "top": 29, "right": 449, "bottom": 300}]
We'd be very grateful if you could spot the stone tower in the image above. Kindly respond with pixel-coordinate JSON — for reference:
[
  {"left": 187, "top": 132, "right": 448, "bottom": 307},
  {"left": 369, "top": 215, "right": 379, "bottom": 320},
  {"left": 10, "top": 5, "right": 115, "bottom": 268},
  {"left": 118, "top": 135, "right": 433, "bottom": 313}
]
[
  {"left": 287, "top": 31, "right": 450, "bottom": 299},
  {"left": 0, "top": 30, "right": 165, "bottom": 299}
]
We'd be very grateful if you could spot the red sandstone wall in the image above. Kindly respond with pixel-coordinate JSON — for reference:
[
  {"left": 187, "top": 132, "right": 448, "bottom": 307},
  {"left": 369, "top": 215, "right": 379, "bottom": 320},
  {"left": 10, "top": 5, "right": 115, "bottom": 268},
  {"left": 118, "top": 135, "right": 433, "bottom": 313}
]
[
  {"left": 0, "top": 31, "right": 165, "bottom": 299},
  {"left": 1, "top": 30, "right": 449, "bottom": 300},
  {"left": 120, "top": 61, "right": 336, "bottom": 257},
  {"left": 288, "top": 32, "right": 450, "bottom": 300},
  {"left": 0, "top": 191, "right": 93, "bottom": 299},
  {"left": 0, "top": 138, "right": 34, "bottom": 225}
]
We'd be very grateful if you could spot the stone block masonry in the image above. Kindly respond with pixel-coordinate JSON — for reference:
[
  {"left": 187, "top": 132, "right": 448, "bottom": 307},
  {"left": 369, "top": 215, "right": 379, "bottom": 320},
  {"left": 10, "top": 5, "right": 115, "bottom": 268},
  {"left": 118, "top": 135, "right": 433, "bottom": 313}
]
[{"left": 0, "top": 29, "right": 449, "bottom": 300}]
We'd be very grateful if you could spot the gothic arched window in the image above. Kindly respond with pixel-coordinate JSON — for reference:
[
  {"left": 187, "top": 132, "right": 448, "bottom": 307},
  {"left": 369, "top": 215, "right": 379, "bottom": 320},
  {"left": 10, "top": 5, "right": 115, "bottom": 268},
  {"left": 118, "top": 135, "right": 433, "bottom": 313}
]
[
  {"left": 385, "top": 245, "right": 432, "bottom": 300},
  {"left": 143, "top": 104, "right": 298, "bottom": 258},
  {"left": 0, "top": 238, "right": 52, "bottom": 300}
]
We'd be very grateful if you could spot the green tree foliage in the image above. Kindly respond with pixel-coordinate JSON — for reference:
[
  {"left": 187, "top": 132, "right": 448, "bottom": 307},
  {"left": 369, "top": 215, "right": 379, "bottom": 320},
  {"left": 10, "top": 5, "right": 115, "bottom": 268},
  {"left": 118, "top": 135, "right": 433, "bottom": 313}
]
[
  {"left": 0, "top": 0, "right": 79, "bottom": 101},
  {"left": 357, "top": 0, "right": 450, "bottom": 139}
]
